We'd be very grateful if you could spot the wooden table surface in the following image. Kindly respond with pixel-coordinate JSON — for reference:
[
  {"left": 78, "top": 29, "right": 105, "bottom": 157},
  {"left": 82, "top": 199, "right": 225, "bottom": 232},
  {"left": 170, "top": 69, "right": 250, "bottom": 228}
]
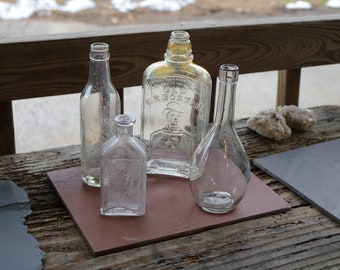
[{"left": 1, "top": 105, "right": 340, "bottom": 270}]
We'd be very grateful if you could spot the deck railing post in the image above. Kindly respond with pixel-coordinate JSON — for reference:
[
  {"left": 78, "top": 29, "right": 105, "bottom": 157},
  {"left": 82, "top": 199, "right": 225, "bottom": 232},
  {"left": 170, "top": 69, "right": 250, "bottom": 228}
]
[
  {"left": 277, "top": 68, "right": 301, "bottom": 106},
  {"left": 0, "top": 101, "right": 16, "bottom": 155}
]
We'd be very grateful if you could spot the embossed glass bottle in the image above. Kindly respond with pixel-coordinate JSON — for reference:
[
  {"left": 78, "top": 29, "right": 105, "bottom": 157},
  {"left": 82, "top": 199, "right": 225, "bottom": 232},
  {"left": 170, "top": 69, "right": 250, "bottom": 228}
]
[
  {"left": 101, "top": 114, "right": 147, "bottom": 216},
  {"left": 141, "top": 30, "right": 212, "bottom": 178},
  {"left": 80, "top": 42, "right": 121, "bottom": 187},
  {"left": 189, "top": 64, "right": 250, "bottom": 214}
]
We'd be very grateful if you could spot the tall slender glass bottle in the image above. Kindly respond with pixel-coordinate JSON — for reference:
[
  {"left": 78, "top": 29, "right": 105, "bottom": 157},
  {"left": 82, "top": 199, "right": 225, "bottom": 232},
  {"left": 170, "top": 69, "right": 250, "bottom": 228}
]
[
  {"left": 189, "top": 64, "right": 250, "bottom": 214},
  {"left": 101, "top": 114, "right": 147, "bottom": 216},
  {"left": 141, "top": 30, "right": 212, "bottom": 178},
  {"left": 80, "top": 42, "right": 121, "bottom": 187}
]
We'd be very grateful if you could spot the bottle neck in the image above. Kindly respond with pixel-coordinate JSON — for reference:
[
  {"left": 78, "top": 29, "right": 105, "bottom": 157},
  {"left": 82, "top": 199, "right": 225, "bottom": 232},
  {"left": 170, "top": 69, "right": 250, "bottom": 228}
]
[
  {"left": 116, "top": 125, "right": 133, "bottom": 136},
  {"left": 164, "top": 31, "right": 193, "bottom": 64},
  {"left": 214, "top": 80, "right": 236, "bottom": 128},
  {"left": 214, "top": 64, "right": 239, "bottom": 128},
  {"left": 88, "top": 43, "right": 111, "bottom": 86},
  {"left": 115, "top": 114, "right": 135, "bottom": 137}
]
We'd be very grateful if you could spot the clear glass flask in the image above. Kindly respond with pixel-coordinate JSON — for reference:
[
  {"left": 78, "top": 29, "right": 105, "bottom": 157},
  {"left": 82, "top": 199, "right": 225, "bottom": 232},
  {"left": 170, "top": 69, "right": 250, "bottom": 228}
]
[
  {"left": 189, "top": 64, "right": 250, "bottom": 214},
  {"left": 80, "top": 42, "right": 121, "bottom": 187},
  {"left": 141, "top": 30, "right": 212, "bottom": 178},
  {"left": 101, "top": 114, "right": 147, "bottom": 216}
]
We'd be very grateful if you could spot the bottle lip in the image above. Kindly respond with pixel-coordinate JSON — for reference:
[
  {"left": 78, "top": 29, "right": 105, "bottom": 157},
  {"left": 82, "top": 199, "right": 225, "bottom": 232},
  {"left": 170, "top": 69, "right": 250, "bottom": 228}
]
[
  {"left": 170, "top": 30, "right": 190, "bottom": 42},
  {"left": 114, "top": 114, "right": 136, "bottom": 127},
  {"left": 219, "top": 64, "right": 239, "bottom": 84},
  {"left": 90, "top": 42, "right": 110, "bottom": 61},
  {"left": 90, "top": 42, "right": 109, "bottom": 52}
]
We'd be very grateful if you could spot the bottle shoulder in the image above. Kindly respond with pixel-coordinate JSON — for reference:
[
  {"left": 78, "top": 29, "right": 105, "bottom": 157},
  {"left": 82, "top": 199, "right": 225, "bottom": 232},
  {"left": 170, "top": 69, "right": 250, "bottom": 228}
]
[
  {"left": 102, "top": 135, "right": 146, "bottom": 159},
  {"left": 190, "top": 63, "right": 212, "bottom": 80},
  {"left": 143, "top": 61, "right": 212, "bottom": 84}
]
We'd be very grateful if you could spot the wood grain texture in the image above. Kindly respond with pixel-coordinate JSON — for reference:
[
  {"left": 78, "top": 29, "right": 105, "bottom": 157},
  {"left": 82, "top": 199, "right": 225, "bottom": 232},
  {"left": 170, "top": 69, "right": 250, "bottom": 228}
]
[
  {"left": 1, "top": 15, "right": 340, "bottom": 102},
  {"left": 1, "top": 105, "right": 339, "bottom": 269},
  {"left": 1, "top": 15, "right": 340, "bottom": 154}
]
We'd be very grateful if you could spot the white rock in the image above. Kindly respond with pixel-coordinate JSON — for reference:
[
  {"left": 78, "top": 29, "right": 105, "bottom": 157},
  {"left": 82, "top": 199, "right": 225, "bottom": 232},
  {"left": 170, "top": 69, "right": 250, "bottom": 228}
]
[
  {"left": 277, "top": 105, "right": 317, "bottom": 131},
  {"left": 247, "top": 109, "right": 291, "bottom": 141}
]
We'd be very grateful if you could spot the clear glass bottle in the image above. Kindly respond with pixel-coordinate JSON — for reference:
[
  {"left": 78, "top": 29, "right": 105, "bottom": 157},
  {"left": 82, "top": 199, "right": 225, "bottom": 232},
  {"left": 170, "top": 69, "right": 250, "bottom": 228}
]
[
  {"left": 80, "top": 42, "right": 121, "bottom": 187},
  {"left": 141, "top": 30, "right": 212, "bottom": 178},
  {"left": 101, "top": 114, "right": 147, "bottom": 216},
  {"left": 189, "top": 64, "right": 250, "bottom": 214}
]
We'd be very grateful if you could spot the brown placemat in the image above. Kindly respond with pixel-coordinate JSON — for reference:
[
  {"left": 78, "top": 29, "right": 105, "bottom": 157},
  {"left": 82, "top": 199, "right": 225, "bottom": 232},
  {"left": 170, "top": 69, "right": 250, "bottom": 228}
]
[{"left": 48, "top": 167, "right": 290, "bottom": 256}]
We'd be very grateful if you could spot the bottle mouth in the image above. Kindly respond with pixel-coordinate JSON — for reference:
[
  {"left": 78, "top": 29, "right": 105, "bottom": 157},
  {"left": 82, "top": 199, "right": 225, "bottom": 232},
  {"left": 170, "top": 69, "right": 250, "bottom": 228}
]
[
  {"left": 219, "top": 64, "right": 239, "bottom": 84},
  {"left": 170, "top": 30, "right": 190, "bottom": 42},
  {"left": 90, "top": 42, "right": 110, "bottom": 61},
  {"left": 91, "top": 42, "right": 109, "bottom": 52},
  {"left": 114, "top": 114, "right": 136, "bottom": 127}
]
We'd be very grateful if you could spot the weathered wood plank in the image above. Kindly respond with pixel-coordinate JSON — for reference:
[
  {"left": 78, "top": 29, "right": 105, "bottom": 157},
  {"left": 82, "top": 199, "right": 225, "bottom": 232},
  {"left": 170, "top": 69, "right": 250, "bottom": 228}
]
[
  {"left": 1, "top": 16, "right": 340, "bottom": 154},
  {"left": 0, "top": 15, "right": 340, "bottom": 102},
  {"left": 1, "top": 105, "right": 340, "bottom": 269},
  {"left": 34, "top": 207, "right": 340, "bottom": 270},
  {"left": 238, "top": 105, "right": 340, "bottom": 159}
]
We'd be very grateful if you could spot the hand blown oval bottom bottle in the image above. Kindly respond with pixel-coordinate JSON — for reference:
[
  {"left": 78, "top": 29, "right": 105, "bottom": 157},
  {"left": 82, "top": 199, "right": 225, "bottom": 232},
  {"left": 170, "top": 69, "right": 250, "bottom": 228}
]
[{"left": 189, "top": 64, "right": 251, "bottom": 214}]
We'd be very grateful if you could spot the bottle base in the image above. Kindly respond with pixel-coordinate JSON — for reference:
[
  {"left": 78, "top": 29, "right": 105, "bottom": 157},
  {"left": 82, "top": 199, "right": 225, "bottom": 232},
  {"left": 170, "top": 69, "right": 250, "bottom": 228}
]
[
  {"left": 100, "top": 207, "right": 145, "bottom": 217},
  {"left": 198, "top": 191, "right": 236, "bottom": 214},
  {"left": 81, "top": 175, "right": 100, "bottom": 187},
  {"left": 147, "top": 159, "right": 189, "bottom": 178}
]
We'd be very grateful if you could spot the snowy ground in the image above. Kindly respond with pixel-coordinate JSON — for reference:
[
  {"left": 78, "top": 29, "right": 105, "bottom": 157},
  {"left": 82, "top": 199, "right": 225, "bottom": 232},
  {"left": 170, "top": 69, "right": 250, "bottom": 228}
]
[
  {"left": 1, "top": 0, "right": 340, "bottom": 20},
  {"left": 0, "top": 0, "right": 197, "bottom": 20}
]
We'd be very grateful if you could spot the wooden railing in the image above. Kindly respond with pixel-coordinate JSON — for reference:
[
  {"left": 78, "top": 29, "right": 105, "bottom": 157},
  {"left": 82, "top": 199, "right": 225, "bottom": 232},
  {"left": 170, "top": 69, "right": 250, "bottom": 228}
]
[{"left": 1, "top": 15, "right": 340, "bottom": 155}]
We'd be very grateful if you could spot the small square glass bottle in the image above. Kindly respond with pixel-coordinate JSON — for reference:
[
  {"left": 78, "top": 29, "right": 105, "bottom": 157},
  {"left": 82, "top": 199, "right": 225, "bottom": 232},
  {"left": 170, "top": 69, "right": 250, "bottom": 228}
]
[{"left": 101, "top": 114, "right": 147, "bottom": 216}]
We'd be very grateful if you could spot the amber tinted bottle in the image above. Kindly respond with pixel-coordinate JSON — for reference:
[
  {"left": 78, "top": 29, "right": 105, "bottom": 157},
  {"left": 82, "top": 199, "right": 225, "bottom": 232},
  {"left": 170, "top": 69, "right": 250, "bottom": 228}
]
[{"left": 141, "top": 31, "right": 212, "bottom": 178}]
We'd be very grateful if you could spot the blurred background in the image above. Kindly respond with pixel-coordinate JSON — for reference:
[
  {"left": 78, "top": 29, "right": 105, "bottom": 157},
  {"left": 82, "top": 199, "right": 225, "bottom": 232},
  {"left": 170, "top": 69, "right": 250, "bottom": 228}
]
[{"left": 1, "top": 0, "right": 339, "bottom": 153}]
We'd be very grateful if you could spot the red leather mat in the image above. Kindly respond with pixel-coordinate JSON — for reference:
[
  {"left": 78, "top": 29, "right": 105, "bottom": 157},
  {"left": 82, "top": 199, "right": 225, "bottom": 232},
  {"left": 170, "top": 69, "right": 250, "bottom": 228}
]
[{"left": 48, "top": 167, "right": 290, "bottom": 256}]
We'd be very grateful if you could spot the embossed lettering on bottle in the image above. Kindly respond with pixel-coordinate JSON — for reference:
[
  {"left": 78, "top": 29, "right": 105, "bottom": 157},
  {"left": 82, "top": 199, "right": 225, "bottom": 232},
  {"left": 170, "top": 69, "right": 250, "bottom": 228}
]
[{"left": 141, "top": 31, "right": 212, "bottom": 178}]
